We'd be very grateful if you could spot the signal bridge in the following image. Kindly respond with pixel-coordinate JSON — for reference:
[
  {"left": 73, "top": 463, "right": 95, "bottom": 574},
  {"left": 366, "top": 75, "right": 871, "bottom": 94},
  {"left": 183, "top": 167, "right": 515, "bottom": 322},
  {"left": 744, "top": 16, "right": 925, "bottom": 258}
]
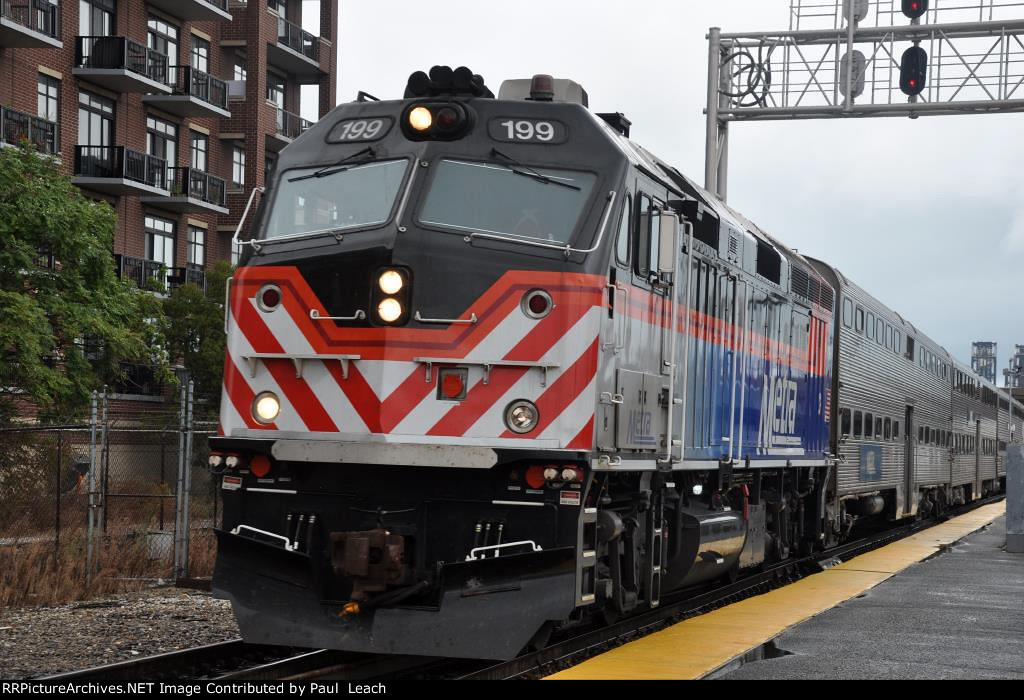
[{"left": 705, "top": 0, "right": 1024, "bottom": 198}]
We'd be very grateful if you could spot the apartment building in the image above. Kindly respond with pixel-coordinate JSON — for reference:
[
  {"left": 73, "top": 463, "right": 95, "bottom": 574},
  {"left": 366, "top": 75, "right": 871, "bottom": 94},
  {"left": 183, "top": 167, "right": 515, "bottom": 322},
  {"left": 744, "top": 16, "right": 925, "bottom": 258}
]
[{"left": 0, "top": 0, "right": 337, "bottom": 290}]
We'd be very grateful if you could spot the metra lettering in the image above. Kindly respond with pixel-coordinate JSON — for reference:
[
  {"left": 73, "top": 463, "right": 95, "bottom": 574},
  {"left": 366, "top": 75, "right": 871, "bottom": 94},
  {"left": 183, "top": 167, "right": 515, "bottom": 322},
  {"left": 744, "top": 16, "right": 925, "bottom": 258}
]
[{"left": 759, "top": 374, "right": 798, "bottom": 446}]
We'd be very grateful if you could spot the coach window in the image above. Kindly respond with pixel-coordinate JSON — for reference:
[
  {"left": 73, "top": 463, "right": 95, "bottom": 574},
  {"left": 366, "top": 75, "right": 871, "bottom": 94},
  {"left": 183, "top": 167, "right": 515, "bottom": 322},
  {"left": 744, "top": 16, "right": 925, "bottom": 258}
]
[
  {"left": 918, "top": 426, "right": 925, "bottom": 442},
  {"left": 905, "top": 336, "right": 915, "bottom": 361},
  {"left": 884, "top": 418, "right": 892, "bottom": 440},
  {"left": 864, "top": 413, "right": 873, "bottom": 439},
  {"left": 866, "top": 312, "right": 875, "bottom": 340},
  {"left": 893, "top": 421, "right": 900, "bottom": 439},
  {"left": 885, "top": 325, "right": 894, "bottom": 350},
  {"left": 876, "top": 319, "right": 884, "bottom": 346},
  {"left": 615, "top": 194, "right": 632, "bottom": 268},
  {"left": 841, "top": 409, "right": 852, "bottom": 437},
  {"left": 855, "top": 306, "right": 865, "bottom": 334},
  {"left": 854, "top": 411, "right": 863, "bottom": 438},
  {"left": 875, "top": 417, "right": 882, "bottom": 440},
  {"left": 843, "top": 298, "right": 854, "bottom": 328}
]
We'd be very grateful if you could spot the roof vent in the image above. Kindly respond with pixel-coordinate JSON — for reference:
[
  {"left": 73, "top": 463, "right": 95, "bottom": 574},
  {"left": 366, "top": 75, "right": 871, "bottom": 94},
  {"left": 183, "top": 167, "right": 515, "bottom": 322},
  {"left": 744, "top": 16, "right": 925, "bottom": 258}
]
[{"left": 498, "top": 77, "right": 589, "bottom": 106}]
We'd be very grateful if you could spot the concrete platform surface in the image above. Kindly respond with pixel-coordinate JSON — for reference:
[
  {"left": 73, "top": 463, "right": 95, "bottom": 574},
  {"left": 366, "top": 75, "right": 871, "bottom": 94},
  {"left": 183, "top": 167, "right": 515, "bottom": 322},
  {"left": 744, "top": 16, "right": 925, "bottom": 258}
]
[
  {"left": 718, "top": 514, "right": 1024, "bottom": 680},
  {"left": 547, "top": 502, "right": 1007, "bottom": 680}
]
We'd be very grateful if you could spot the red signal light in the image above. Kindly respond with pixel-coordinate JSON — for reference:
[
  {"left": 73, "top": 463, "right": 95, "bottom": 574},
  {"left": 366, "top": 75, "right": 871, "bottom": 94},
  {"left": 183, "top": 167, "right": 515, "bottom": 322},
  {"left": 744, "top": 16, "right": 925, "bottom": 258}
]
[
  {"left": 250, "top": 454, "right": 272, "bottom": 478},
  {"left": 525, "top": 466, "right": 547, "bottom": 490},
  {"left": 441, "top": 372, "right": 465, "bottom": 400}
]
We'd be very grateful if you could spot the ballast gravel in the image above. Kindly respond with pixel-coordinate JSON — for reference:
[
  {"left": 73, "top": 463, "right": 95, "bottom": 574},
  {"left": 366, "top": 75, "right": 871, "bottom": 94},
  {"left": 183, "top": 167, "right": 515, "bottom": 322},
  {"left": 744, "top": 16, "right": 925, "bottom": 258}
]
[{"left": 0, "top": 588, "right": 239, "bottom": 679}]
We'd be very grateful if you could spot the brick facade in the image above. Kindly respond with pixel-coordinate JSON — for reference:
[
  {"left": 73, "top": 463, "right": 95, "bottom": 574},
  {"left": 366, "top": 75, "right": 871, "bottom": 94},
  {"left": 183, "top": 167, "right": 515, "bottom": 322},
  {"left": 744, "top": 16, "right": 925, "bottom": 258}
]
[{"left": 0, "top": 0, "right": 338, "bottom": 277}]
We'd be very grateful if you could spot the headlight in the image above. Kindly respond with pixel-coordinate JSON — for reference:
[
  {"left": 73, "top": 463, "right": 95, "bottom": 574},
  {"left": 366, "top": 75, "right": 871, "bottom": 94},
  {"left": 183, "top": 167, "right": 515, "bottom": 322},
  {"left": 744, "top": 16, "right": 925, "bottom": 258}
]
[
  {"left": 377, "top": 298, "right": 403, "bottom": 323},
  {"left": 379, "top": 270, "right": 405, "bottom": 295},
  {"left": 505, "top": 400, "right": 540, "bottom": 434},
  {"left": 408, "top": 106, "right": 433, "bottom": 132},
  {"left": 253, "top": 392, "right": 281, "bottom": 424}
]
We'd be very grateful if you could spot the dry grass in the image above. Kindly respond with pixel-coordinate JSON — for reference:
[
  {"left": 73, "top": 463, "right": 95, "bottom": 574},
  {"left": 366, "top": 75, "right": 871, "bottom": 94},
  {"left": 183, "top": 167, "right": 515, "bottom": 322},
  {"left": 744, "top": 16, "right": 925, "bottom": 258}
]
[{"left": 0, "top": 530, "right": 218, "bottom": 609}]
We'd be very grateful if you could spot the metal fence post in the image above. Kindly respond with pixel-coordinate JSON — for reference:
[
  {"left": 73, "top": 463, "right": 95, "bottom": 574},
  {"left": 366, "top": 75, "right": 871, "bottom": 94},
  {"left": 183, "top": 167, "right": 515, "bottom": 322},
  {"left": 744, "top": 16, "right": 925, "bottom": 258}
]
[
  {"left": 1008, "top": 446, "right": 1023, "bottom": 554},
  {"left": 100, "top": 387, "right": 109, "bottom": 534},
  {"left": 182, "top": 380, "right": 195, "bottom": 578},
  {"left": 86, "top": 392, "right": 98, "bottom": 584},
  {"left": 55, "top": 430, "right": 62, "bottom": 565},
  {"left": 173, "top": 382, "right": 186, "bottom": 580}
]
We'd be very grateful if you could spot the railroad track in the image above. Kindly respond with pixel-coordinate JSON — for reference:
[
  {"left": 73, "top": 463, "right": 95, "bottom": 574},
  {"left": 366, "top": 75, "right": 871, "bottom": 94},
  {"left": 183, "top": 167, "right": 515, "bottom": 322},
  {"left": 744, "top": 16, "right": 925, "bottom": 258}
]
[{"left": 41, "top": 496, "right": 1004, "bottom": 682}]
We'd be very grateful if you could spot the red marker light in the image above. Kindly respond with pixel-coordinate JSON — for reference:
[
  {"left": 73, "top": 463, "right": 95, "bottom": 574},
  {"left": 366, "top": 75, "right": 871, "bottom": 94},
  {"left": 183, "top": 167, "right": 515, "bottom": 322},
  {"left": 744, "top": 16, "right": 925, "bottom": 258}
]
[
  {"left": 250, "top": 454, "right": 272, "bottom": 478},
  {"left": 525, "top": 466, "right": 547, "bottom": 489},
  {"left": 441, "top": 372, "right": 465, "bottom": 400}
]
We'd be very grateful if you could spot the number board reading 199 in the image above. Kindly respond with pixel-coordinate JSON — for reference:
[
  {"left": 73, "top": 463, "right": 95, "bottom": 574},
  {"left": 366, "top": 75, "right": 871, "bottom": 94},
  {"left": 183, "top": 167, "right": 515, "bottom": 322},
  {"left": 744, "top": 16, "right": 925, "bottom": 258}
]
[
  {"left": 327, "top": 117, "right": 394, "bottom": 143},
  {"left": 488, "top": 118, "right": 567, "bottom": 144}
]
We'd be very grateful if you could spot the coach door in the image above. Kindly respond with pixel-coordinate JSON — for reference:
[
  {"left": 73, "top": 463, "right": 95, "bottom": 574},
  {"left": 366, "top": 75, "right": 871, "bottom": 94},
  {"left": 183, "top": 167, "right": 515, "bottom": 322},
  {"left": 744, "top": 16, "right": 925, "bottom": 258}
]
[{"left": 904, "top": 405, "right": 915, "bottom": 516}]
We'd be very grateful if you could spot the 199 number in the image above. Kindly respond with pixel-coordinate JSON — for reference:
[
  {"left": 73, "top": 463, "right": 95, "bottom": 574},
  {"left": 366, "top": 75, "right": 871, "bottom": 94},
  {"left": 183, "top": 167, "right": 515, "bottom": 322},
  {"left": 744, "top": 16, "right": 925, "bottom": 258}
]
[
  {"left": 327, "top": 117, "right": 393, "bottom": 143},
  {"left": 489, "top": 118, "right": 566, "bottom": 144}
]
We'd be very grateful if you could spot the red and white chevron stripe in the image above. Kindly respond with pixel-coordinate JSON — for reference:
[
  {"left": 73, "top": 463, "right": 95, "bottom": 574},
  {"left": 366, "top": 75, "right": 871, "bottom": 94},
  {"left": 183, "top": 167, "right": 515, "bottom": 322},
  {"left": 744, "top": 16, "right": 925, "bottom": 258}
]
[{"left": 220, "top": 268, "right": 605, "bottom": 451}]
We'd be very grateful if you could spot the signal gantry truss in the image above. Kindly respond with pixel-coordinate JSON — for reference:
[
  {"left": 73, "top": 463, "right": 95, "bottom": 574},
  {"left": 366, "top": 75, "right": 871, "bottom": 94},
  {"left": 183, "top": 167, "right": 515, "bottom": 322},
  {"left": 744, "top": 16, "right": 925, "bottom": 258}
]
[{"left": 705, "top": 0, "right": 1024, "bottom": 198}]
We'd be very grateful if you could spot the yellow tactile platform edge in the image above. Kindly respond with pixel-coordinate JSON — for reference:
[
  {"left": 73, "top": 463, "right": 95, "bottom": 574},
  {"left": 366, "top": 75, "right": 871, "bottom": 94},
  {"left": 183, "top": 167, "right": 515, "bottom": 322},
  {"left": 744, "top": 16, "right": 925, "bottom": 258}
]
[{"left": 545, "top": 501, "right": 1006, "bottom": 680}]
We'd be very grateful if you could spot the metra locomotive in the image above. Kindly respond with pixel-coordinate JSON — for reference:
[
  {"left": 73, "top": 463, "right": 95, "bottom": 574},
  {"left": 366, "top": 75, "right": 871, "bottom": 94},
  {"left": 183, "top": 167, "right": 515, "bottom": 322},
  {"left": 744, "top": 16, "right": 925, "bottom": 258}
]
[{"left": 210, "top": 67, "right": 1017, "bottom": 661}]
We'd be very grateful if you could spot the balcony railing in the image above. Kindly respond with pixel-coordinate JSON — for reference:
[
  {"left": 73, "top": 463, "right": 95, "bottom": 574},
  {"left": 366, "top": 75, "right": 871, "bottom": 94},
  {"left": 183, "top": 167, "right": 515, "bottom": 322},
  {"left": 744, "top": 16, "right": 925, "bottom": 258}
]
[
  {"left": 1, "top": 106, "right": 57, "bottom": 154},
  {"left": 277, "top": 16, "right": 318, "bottom": 62},
  {"left": 170, "top": 66, "right": 227, "bottom": 110},
  {"left": 75, "top": 36, "right": 169, "bottom": 84},
  {"left": 1, "top": 0, "right": 60, "bottom": 39},
  {"left": 185, "top": 263, "right": 206, "bottom": 290},
  {"left": 276, "top": 107, "right": 312, "bottom": 140},
  {"left": 168, "top": 167, "right": 226, "bottom": 207},
  {"left": 75, "top": 146, "right": 168, "bottom": 190},
  {"left": 115, "top": 254, "right": 167, "bottom": 291}
]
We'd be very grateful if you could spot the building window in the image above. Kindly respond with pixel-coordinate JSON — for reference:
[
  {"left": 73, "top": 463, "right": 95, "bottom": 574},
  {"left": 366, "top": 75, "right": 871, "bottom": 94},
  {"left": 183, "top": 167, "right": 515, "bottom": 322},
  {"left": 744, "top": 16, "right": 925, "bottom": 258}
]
[
  {"left": 190, "top": 131, "right": 208, "bottom": 172},
  {"left": 37, "top": 74, "right": 60, "bottom": 151},
  {"left": 37, "top": 74, "right": 59, "bottom": 124},
  {"left": 145, "top": 214, "right": 176, "bottom": 266},
  {"left": 146, "top": 116, "right": 177, "bottom": 188},
  {"left": 233, "top": 61, "right": 247, "bottom": 82},
  {"left": 79, "top": 0, "right": 115, "bottom": 37},
  {"left": 190, "top": 36, "right": 209, "bottom": 73},
  {"left": 268, "top": 0, "right": 286, "bottom": 15},
  {"left": 187, "top": 226, "right": 205, "bottom": 267},
  {"left": 147, "top": 16, "right": 179, "bottom": 83},
  {"left": 267, "top": 72, "right": 285, "bottom": 108},
  {"left": 232, "top": 146, "right": 245, "bottom": 188},
  {"left": 77, "top": 90, "right": 114, "bottom": 149}
]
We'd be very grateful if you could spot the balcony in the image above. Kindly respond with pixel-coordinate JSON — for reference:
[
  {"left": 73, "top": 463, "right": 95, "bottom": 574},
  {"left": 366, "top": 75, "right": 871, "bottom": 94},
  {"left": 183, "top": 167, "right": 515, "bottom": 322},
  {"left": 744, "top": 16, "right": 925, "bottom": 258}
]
[
  {"left": 73, "top": 146, "right": 169, "bottom": 196},
  {"left": 0, "top": 107, "right": 57, "bottom": 155},
  {"left": 184, "top": 263, "right": 206, "bottom": 290},
  {"left": 73, "top": 36, "right": 172, "bottom": 94},
  {"left": 266, "top": 107, "right": 311, "bottom": 151},
  {"left": 144, "top": 0, "right": 229, "bottom": 22},
  {"left": 115, "top": 254, "right": 168, "bottom": 291},
  {"left": 142, "top": 66, "right": 230, "bottom": 118},
  {"left": 0, "top": 0, "right": 62, "bottom": 48},
  {"left": 267, "top": 16, "right": 323, "bottom": 78},
  {"left": 141, "top": 167, "right": 228, "bottom": 214}
]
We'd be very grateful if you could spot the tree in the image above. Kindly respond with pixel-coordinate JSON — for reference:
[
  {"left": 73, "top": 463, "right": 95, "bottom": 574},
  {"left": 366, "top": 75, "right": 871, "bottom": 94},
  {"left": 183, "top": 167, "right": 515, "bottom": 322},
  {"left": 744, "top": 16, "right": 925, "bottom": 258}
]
[
  {"left": 163, "top": 260, "right": 231, "bottom": 398},
  {"left": 0, "top": 144, "right": 169, "bottom": 422}
]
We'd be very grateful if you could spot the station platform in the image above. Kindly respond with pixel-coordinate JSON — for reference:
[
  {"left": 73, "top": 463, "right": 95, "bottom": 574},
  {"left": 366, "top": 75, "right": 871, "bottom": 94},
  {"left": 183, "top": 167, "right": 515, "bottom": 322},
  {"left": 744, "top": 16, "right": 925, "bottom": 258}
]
[{"left": 546, "top": 501, "right": 1016, "bottom": 680}]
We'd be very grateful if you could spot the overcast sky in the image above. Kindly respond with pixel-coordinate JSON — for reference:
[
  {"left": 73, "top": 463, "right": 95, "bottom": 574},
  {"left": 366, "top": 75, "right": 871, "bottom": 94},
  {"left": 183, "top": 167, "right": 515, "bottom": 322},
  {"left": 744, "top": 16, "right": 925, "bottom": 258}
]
[{"left": 333, "top": 0, "right": 1024, "bottom": 383}]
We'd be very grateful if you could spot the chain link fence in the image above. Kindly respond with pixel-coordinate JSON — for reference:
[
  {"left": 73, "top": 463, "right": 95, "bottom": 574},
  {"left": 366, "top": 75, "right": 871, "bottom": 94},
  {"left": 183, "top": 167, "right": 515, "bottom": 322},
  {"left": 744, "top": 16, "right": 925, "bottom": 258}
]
[{"left": 0, "top": 382, "right": 220, "bottom": 606}]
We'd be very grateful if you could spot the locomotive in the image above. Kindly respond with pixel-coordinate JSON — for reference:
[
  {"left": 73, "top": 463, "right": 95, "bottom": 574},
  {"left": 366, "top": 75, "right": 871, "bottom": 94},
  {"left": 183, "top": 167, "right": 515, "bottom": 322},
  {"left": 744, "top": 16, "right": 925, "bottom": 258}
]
[{"left": 209, "top": 67, "right": 1016, "bottom": 661}]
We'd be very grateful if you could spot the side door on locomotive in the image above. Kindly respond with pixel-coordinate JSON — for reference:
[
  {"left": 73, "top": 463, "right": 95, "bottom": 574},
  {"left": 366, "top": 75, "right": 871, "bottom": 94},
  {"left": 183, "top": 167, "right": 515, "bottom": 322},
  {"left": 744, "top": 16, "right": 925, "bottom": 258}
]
[{"left": 599, "top": 174, "right": 682, "bottom": 464}]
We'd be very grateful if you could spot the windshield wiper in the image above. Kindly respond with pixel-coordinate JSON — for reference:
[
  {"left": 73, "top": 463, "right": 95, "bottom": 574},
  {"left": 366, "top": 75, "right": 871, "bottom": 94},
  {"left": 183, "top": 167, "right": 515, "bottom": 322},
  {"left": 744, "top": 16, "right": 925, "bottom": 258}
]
[
  {"left": 288, "top": 147, "right": 376, "bottom": 183},
  {"left": 491, "top": 148, "right": 581, "bottom": 191}
]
